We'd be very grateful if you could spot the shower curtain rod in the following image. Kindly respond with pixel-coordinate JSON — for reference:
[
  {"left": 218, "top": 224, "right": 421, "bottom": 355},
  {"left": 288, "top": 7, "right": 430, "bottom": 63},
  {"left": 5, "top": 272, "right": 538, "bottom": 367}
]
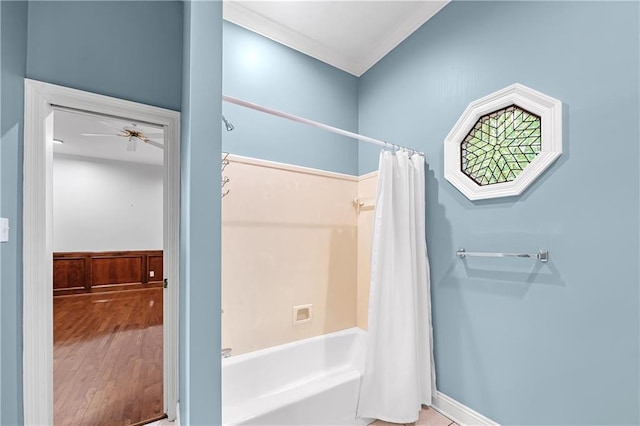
[{"left": 222, "top": 95, "right": 423, "bottom": 156}]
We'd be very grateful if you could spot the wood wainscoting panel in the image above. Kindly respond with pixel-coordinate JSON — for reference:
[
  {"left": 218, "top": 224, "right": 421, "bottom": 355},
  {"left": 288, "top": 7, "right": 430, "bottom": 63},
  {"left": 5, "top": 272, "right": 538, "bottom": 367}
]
[
  {"left": 52, "top": 257, "right": 89, "bottom": 293},
  {"left": 92, "top": 254, "right": 144, "bottom": 287},
  {"left": 53, "top": 251, "right": 163, "bottom": 296},
  {"left": 147, "top": 254, "right": 164, "bottom": 284}
]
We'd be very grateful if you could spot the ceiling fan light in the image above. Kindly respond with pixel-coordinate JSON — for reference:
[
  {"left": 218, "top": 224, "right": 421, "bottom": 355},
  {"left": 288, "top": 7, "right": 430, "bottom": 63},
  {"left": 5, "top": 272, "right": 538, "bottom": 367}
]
[{"left": 127, "top": 136, "right": 138, "bottom": 152}]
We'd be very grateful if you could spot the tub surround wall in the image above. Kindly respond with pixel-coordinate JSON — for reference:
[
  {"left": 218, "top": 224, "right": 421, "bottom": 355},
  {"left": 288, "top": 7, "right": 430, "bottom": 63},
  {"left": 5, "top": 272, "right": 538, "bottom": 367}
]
[
  {"left": 222, "top": 156, "right": 358, "bottom": 355},
  {"left": 358, "top": 1, "right": 640, "bottom": 424},
  {"left": 222, "top": 156, "right": 384, "bottom": 355},
  {"left": 356, "top": 172, "right": 377, "bottom": 331}
]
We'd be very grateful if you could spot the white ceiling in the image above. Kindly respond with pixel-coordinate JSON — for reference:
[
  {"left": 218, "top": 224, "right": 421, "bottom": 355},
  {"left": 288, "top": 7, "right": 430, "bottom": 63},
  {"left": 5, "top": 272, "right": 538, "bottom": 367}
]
[
  {"left": 223, "top": 0, "right": 449, "bottom": 76},
  {"left": 53, "top": 109, "right": 164, "bottom": 166}
]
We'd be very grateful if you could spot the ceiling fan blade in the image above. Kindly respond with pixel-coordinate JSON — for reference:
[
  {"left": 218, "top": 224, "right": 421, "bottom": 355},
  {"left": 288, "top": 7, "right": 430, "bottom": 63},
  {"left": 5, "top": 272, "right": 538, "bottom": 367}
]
[
  {"left": 143, "top": 139, "right": 164, "bottom": 149},
  {"left": 141, "top": 129, "right": 164, "bottom": 135}
]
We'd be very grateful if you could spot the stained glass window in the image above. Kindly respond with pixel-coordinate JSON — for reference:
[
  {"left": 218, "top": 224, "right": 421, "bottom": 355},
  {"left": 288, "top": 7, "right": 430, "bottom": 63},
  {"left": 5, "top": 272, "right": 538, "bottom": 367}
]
[{"left": 461, "top": 105, "right": 541, "bottom": 186}]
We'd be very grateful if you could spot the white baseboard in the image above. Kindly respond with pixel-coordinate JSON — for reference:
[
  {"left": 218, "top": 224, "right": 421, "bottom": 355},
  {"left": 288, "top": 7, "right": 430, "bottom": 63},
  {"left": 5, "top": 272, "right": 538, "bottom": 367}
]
[
  {"left": 174, "top": 392, "right": 492, "bottom": 426},
  {"left": 431, "top": 391, "right": 499, "bottom": 426}
]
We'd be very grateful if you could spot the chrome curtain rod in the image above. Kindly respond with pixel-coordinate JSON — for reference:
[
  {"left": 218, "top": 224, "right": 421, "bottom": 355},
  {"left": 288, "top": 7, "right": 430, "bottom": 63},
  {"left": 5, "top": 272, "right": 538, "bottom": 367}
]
[
  {"left": 457, "top": 248, "right": 549, "bottom": 263},
  {"left": 222, "top": 95, "right": 423, "bottom": 156}
]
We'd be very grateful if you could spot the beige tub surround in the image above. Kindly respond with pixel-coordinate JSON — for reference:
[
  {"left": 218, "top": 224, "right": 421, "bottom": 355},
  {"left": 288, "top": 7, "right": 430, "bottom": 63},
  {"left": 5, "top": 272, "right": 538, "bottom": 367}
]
[
  {"left": 222, "top": 154, "right": 381, "bottom": 355},
  {"left": 356, "top": 171, "right": 378, "bottom": 330},
  {"left": 222, "top": 155, "right": 359, "bottom": 355}
]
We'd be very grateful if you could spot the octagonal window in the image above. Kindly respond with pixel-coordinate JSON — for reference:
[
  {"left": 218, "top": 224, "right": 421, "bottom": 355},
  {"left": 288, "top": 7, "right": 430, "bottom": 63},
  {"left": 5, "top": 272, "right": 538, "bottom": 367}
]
[
  {"left": 461, "top": 105, "right": 541, "bottom": 186},
  {"left": 444, "top": 83, "right": 562, "bottom": 200}
]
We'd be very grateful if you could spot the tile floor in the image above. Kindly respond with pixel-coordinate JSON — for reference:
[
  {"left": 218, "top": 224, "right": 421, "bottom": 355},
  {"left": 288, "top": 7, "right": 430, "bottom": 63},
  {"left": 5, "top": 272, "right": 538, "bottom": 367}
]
[{"left": 371, "top": 406, "right": 457, "bottom": 426}]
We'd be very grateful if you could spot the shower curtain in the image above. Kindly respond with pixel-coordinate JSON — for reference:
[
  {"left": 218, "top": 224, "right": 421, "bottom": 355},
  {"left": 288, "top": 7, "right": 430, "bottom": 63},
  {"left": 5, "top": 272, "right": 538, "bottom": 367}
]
[{"left": 356, "top": 150, "right": 436, "bottom": 424}]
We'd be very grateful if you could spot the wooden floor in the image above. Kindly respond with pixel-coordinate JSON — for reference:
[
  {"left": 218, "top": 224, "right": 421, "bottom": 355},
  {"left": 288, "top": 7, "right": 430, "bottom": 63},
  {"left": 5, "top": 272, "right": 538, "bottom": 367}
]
[{"left": 54, "top": 287, "right": 164, "bottom": 426}]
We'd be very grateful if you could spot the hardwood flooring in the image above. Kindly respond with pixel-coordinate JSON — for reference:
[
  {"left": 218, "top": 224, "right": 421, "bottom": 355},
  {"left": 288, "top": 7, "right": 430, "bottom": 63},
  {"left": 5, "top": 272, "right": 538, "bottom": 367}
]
[{"left": 54, "top": 287, "right": 163, "bottom": 426}]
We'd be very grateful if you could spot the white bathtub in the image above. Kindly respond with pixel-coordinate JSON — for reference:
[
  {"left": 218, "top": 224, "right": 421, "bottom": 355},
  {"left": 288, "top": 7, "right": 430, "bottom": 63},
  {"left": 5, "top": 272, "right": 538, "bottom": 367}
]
[{"left": 222, "top": 327, "right": 372, "bottom": 425}]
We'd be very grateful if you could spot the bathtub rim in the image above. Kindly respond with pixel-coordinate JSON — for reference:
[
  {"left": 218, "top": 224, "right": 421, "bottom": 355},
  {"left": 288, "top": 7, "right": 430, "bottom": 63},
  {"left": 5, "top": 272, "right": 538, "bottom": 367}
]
[{"left": 221, "top": 326, "right": 366, "bottom": 366}]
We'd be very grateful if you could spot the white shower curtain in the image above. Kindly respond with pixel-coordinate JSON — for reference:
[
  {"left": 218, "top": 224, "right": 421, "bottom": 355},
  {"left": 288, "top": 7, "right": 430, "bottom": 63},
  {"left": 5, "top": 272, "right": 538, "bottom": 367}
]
[{"left": 356, "top": 150, "right": 436, "bottom": 424}]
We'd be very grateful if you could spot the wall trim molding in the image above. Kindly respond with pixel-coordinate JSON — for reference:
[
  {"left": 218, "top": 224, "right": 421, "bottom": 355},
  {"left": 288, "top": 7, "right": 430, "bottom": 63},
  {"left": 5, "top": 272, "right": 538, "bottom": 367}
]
[
  {"left": 228, "top": 153, "right": 360, "bottom": 181},
  {"left": 228, "top": 153, "right": 383, "bottom": 183},
  {"left": 23, "top": 79, "right": 180, "bottom": 423},
  {"left": 432, "top": 391, "right": 500, "bottom": 426},
  {"left": 358, "top": 170, "right": 378, "bottom": 181}
]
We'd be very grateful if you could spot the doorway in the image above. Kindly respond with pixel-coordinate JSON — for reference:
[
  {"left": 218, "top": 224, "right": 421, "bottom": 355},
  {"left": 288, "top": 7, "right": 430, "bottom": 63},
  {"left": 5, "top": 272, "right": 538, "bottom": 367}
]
[
  {"left": 52, "top": 108, "right": 165, "bottom": 424},
  {"left": 23, "top": 80, "right": 180, "bottom": 425}
]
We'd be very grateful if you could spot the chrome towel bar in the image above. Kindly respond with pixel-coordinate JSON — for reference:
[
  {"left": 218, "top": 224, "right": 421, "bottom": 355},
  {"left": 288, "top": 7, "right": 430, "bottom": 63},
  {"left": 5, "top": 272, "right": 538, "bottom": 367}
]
[{"left": 457, "top": 248, "right": 549, "bottom": 263}]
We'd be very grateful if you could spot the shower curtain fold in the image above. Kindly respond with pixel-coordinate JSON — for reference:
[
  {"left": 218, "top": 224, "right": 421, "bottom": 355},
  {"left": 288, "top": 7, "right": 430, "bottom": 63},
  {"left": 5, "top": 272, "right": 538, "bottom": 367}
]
[{"left": 356, "top": 150, "right": 436, "bottom": 424}]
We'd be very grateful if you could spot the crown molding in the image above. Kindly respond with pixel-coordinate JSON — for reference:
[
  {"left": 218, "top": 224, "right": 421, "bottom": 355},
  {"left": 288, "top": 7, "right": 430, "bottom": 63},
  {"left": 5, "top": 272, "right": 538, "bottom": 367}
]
[{"left": 223, "top": 1, "right": 449, "bottom": 77}]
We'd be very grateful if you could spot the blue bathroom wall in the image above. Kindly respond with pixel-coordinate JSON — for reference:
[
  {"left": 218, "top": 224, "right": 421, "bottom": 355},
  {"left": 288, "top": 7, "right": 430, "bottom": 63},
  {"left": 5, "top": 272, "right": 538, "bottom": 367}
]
[
  {"left": 358, "top": 2, "right": 639, "bottom": 424},
  {"left": 222, "top": 21, "right": 359, "bottom": 175},
  {"left": 0, "top": 2, "right": 28, "bottom": 424},
  {"left": 27, "top": 1, "right": 183, "bottom": 111},
  {"left": 180, "top": 1, "right": 222, "bottom": 424},
  {"left": 1, "top": 1, "right": 182, "bottom": 422}
]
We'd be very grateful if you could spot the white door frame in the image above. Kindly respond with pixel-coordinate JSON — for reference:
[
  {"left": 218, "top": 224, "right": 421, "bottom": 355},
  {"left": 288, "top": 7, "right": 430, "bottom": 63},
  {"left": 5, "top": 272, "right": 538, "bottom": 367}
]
[{"left": 22, "top": 79, "right": 180, "bottom": 425}]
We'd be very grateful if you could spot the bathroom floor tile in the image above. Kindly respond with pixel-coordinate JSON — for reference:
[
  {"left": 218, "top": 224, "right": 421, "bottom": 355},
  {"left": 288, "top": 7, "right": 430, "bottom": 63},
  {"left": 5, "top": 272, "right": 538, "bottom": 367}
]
[
  {"left": 413, "top": 406, "right": 454, "bottom": 426},
  {"left": 371, "top": 406, "right": 454, "bottom": 426}
]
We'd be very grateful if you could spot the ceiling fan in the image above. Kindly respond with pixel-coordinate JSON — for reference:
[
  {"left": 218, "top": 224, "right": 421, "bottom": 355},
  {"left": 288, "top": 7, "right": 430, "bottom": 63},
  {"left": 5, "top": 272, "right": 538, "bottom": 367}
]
[{"left": 81, "top": 121, "right": 164, "bottom": 152}]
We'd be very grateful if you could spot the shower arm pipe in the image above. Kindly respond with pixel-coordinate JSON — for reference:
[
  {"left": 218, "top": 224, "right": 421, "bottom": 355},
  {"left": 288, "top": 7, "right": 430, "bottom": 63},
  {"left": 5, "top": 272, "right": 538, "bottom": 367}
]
[{"left": 222, "top": 95, "right": 423, "bottom": 156}]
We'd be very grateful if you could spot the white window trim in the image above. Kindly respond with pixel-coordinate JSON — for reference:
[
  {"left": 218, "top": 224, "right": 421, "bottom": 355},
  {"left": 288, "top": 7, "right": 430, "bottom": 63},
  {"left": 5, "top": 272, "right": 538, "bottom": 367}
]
[{"left": 444, "top": 83, "right": 562, "bottom": 200}]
